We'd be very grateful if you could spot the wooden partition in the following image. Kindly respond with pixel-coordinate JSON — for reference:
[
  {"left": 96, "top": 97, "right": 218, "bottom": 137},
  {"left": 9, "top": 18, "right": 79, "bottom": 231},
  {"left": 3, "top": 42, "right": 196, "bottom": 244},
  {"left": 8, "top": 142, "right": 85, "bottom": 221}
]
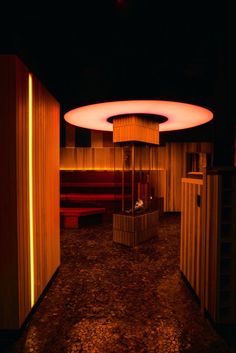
[
  {"left": 180, "top": 178, "right": 203, "bottom": 298},
  {"left": 181, "top": 169, "right": 236, "bottom": 324},
  {"left": 163, "top": 143, "right": 212, "bottom": 211},
  {"left": 0, "top": 56, "right": 60, "bottom": 330},
  {"left": 32, "top": 74, "right": 60, "bottom": 304}
]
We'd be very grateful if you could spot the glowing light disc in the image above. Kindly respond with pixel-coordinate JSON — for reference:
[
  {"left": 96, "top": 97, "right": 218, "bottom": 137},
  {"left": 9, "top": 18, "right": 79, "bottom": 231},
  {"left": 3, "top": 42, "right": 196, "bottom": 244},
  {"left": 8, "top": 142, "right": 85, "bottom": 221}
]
[{"left": 64, "top": 100, "right": 213, "bottom": 132}]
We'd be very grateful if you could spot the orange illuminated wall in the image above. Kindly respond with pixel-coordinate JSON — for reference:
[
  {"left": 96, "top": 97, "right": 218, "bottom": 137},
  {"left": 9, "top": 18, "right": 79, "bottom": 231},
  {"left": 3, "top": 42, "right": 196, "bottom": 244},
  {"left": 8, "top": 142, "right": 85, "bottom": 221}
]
[{"left": 0, "top": 55, "right": 60, "bottom": 330}]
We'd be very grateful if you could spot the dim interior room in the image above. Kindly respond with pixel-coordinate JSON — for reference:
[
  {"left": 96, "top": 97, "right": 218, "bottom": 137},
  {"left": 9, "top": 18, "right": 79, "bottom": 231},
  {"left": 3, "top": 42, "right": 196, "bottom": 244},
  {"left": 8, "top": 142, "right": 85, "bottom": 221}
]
[{"left": 0, "top": 4, "right": 236, "bottom": 353}]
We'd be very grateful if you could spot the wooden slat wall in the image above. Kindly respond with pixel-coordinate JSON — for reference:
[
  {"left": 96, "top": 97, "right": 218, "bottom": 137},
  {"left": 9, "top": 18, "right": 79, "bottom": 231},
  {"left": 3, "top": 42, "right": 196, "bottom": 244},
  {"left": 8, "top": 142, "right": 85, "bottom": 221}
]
[
  {"left": 164, "top": 143, "right": 212, "bottom": 212},
  {"left": 15, "top": 58, "right": 31, "bottom": 326},
  {"left": 0, "top": 56, "right": 60, "bottom": 330},
  {"left": 180, "top": 175, "right": 217, "bottom": 318},
  {"left": 32, "top": 75, "right": 60, "bottom": 305},
  {"left": 113, "top": 116, "right": 159, "bottom": 144},
  {"left": 181, "top": 171, "right": 236, "bottom": 324},
  {"left": 60, "top": 142, "right": 212, "bottom": 211},
  {"left": 180, "top": 178, "right": 203, "bottom": 298},
  {"left": 165, "top": 143, "right": 185, "bottom": 212}
]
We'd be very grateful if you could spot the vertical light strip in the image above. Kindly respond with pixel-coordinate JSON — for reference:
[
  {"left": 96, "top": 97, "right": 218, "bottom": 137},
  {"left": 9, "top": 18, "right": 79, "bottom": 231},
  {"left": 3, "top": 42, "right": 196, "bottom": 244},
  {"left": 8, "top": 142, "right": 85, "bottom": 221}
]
[{"left": 28, "top": 73, "right": 35, "bottom": 307}]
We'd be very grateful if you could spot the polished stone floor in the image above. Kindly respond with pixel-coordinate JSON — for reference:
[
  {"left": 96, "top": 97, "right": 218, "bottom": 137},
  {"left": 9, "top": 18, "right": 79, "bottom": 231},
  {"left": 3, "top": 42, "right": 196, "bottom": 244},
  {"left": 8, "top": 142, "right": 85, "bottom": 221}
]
[{"left": 1, "top": 213, "right": 235, "bottom": 353}]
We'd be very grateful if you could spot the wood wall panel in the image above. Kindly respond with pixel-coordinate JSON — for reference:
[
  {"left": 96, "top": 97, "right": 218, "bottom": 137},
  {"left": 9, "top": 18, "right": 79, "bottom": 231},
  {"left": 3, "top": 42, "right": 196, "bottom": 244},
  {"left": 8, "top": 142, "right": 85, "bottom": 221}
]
[
  {"left": 163, "top": 143, "right": 212, "bottom": 211},
  {"left": 15, "top": 58, "right": 31, "bottom": 326},
  {"left": 113, "top": 116, "right": 159, "bottom": 144},
  {"left": 0, "top": 56, "right": 60, "bottom": 330},
  {"left": 181, "top": 170, "right": 236, "bottom": 324},
  {"left": 180, "top": 178, "right": 203, "bottom": 298},
  {"left": 32, "top": 75, "right": 60, "bottom": 306}
]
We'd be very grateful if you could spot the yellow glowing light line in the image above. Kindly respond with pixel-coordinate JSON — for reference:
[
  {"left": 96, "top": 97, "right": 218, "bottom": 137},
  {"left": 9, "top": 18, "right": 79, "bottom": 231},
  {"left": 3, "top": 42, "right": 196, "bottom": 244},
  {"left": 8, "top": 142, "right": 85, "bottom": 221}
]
[{"left": 28, "top": 73, "right": 34, "bottom": 307}]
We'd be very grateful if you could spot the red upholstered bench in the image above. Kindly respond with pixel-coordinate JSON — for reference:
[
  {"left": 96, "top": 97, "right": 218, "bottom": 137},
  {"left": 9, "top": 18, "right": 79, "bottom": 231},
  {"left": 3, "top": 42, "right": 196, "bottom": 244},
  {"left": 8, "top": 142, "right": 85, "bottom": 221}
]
[
  {"left": 61, "top": 182, "right": 123, "bottom": 188},
  {"left": 60, "top": 207, "right": 106, "bottom": 229},
  {"left": 60, "top": 194, "right": 131, "bottom": 202}
]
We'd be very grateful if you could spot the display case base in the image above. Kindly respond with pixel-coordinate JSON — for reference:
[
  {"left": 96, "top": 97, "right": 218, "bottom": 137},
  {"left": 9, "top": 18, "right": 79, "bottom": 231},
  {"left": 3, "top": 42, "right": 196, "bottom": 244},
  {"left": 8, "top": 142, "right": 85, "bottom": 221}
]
[{"left": 113, "top": 211, "right": 159, "bottom": 246}]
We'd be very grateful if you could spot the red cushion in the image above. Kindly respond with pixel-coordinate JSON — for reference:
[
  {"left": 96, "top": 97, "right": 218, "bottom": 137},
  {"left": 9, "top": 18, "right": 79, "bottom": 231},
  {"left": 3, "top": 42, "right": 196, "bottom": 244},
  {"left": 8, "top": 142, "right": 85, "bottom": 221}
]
[
  {"left": 60, "top": 194, "right": 131, "bottom": 201},
  {"left": 60, "top": 207, "right": 105, "bottom": 216},
  {"left": 61, "top": 182, "right": 122, "bottom": 188}
]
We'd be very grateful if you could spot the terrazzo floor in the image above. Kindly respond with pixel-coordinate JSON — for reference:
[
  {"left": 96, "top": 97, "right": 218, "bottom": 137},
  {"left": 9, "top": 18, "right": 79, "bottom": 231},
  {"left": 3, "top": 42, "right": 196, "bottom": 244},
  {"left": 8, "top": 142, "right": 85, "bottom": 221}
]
[{"left": 1, "top": 213, "right": 235, "bottom": 353}]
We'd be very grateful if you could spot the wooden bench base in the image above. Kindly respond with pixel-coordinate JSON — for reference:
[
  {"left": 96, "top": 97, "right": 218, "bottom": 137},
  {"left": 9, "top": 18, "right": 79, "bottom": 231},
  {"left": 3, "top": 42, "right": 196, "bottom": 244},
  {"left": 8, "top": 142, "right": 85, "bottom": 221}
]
[
  {"left": 113, "top": 210, "right": 159, "bottom": 246},
  {"left": 60, "top": 207, "right": 106, "bottom": 229}
]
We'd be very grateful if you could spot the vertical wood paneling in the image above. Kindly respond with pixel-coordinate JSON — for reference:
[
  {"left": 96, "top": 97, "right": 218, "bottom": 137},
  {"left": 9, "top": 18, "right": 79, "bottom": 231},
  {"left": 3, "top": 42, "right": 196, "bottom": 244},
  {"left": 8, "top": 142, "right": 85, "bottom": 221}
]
[
  {"left": 180, "top": 178, "right": 203, "bottom": 299},
  {"left": 15, "top": 58, "right": 31, "bottom": 325},
  {"left": 163, "top": 143, "right": 212, "bottom": 211},
  {"left": 181, "top": 171, "right": 236, "bottom": 324},
  {"left": 180, "top": 181, "right": 184, "bottom": 272},
  {"left": 196, "top": 184, "right": 201, "bottom": 296},
  {"left": 32, "top": 75, "right": 60, "bottom": 304},
  {"left": 113, "top": 115, "right": 159, "bottom": 144},
  {"left": 0, "top": 55, "right": 60, "bottom": 330}
]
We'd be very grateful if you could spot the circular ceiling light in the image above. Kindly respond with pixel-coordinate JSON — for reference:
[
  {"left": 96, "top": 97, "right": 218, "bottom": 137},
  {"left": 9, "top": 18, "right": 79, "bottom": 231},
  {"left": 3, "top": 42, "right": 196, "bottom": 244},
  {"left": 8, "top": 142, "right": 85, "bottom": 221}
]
[{"left": 64, "top": 100, "right": 213, "bottom": 132}]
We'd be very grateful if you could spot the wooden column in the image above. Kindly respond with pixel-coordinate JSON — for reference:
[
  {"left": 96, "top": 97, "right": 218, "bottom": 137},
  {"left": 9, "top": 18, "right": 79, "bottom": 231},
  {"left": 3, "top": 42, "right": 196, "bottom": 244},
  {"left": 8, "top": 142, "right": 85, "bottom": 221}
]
[
  {"left": 113, "top": 115, "right": 159, "bottom": 144},
  {"left": 112, "top": 114, "right": 159, "bottom": 246}
]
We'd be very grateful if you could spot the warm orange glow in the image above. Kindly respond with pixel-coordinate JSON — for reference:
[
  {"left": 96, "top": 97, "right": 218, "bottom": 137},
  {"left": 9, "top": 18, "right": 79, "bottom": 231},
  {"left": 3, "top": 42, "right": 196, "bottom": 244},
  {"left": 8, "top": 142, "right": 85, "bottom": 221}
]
[
  {"left": 60, "top": 168, "right": 115, "bottom": 171},
  {"left": 64, "top": 100, "right": 213, "bottom": 132},
  {"left": 60, "top": 168, "right": 164, "bottom": 171},
  {"left": 28, "top": 73, "right": 35, "bottom": 307}
]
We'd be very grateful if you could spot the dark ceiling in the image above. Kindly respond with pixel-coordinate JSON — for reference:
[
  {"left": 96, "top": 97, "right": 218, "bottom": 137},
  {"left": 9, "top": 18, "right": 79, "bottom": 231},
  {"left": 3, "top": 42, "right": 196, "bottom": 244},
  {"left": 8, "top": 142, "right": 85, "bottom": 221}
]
[{"left": 0, "top": 2, "right": 235, "bottom": 149}]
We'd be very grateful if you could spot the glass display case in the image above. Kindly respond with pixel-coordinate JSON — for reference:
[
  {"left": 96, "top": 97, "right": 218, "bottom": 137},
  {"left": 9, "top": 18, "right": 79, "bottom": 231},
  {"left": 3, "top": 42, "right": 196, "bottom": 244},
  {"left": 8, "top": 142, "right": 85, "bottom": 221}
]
[{"left": 113, "top": 142, "right": 159, "bottom": 246}]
